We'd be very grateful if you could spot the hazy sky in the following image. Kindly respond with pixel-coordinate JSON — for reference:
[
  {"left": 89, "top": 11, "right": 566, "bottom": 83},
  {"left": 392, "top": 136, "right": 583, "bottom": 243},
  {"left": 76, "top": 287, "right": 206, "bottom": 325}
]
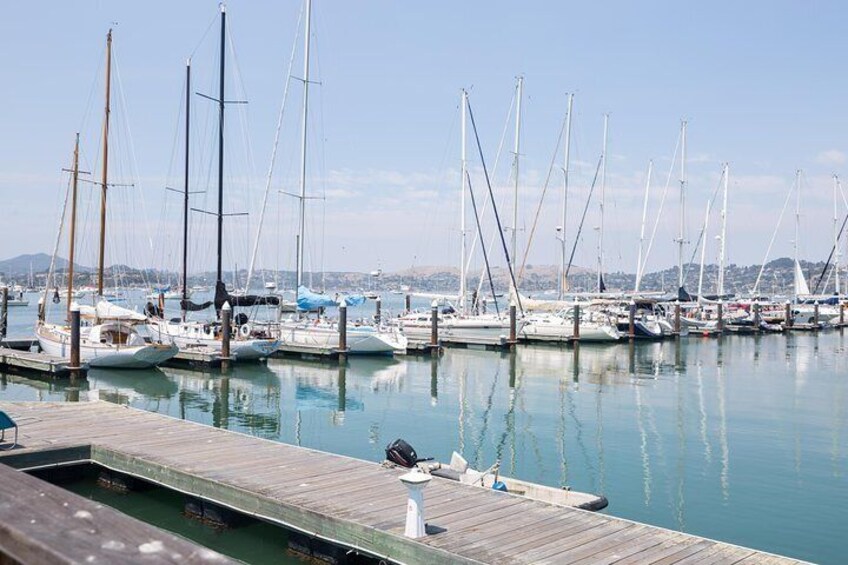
[{"left": 2, "top": 1, "right": 848, "bottom": 275}]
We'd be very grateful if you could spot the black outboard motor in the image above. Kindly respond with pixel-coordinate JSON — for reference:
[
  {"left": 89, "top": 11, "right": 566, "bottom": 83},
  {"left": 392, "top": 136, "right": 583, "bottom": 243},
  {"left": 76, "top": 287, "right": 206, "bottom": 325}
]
[{"left": 385, "top": 439, "right": 418, "bottom": 468}]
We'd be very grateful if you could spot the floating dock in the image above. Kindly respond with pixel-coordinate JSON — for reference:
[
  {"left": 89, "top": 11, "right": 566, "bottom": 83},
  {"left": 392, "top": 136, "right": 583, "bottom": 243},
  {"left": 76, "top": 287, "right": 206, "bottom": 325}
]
[
  {"left": 0, "top": 401, "right": 806, "bottom": 565},
  {"left": 0, "top": 457, "right": 232, "bottom": 564},
  {"left": 0, "top": 347, "right": 87, "bottom": 377}
]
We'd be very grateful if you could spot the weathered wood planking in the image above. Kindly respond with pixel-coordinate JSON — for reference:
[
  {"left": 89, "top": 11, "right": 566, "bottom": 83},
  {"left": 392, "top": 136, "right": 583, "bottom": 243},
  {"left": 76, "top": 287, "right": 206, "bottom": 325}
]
[
  {"left": 0, "top": 461, "right": 234, "bottom": 564},
  {"left": 0, "top": 401, "right": 807, "bottom": 565}
]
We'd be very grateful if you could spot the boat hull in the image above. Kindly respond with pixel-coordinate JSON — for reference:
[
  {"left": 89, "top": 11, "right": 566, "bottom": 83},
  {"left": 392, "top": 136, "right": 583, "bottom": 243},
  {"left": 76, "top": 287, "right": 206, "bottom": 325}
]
[
  {"left": 37, "top": 325, "right": 178, "bottom": 369},
  {"left": 274, "top": 322, "right": 407, "bottom": 355},
  {"left": 147, "top": 320, "right": 279, "bottom": 360}
]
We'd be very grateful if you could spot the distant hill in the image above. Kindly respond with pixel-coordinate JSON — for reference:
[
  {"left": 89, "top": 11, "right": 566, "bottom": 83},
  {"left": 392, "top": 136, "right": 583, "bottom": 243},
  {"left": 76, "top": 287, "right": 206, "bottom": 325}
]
[{"left": 0, "top": 253, "right": 91, "bottom": 278}]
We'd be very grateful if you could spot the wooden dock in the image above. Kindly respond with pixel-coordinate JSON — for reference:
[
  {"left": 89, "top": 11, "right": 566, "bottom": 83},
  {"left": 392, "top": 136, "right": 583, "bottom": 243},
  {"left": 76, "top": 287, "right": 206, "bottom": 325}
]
[
  {"left": 0, "top": 401, "right": 805, "bottom": 565},
  {"left": 161, "top": 346, "right": 225, "bottom": 369},
  {"left": 0, "top": 347, "right": 87, "bottom": 377},
  {"left": 273, "top": 343, "right": 347, "bottom": 361},
  {"left": 0, "top": 457, "right": 233, "bottom": 564}
]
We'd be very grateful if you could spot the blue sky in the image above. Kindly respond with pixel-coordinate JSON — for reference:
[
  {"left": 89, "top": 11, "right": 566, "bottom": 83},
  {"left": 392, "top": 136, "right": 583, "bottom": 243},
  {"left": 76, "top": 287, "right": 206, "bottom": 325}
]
[{"left": 2, "top": 1, "right": 847, "bottom": 276}]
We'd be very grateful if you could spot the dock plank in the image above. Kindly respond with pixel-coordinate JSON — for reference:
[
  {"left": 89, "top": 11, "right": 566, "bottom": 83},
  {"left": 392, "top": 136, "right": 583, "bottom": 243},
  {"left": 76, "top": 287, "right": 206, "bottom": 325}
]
[{"left": 0, "top": 402, "right": 805, "bottom": 565}]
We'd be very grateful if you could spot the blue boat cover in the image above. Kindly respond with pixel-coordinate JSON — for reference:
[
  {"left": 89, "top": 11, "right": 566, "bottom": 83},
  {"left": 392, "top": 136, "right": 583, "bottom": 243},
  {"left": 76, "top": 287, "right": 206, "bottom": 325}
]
[{"left": 297, "top": 286, "right": 367, "bottom": 310}]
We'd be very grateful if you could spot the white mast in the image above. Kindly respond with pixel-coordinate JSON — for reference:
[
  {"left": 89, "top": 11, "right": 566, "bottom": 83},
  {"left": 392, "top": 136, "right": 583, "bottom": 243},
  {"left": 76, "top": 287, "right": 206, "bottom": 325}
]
[
  {"left": 511, "top": 76, "right": 523, "bottom": 271},
  {"left": 718, "top": 163, "right": 729, "bottom": 296},
  {"left": 295, "top": 0, "right": 312, "bottom": 299},
  {"left": 696, "top": 195, "right": 711, "bottom": 301},
  {"left": 794, "top": 169, "right": 803, "bottom": 299},
  {"left": 558, "top": 93, "right": 574, "bottom": 299},
  {"left": 677, "top": 120, "right": 687, "bottom": 293},
  {"left": 459, "top": 89, "right": 468, "bottom": 315},
  {"left": 834, "top": 174, "right": 841, "bottom": 296},
  {"left": 598, "top": 113, "right": 608, "bottom": 292},
  {"left": 635, "top": 160, "right": 653, "bottom": 292}
]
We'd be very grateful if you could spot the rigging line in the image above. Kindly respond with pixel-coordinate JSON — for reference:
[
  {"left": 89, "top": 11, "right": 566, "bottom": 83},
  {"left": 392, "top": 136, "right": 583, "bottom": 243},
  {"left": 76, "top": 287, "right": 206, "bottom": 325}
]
[
  {"left": 682, "top": 167, "right": 725, "bottom": 285},
  {"left": 466, "top": 97, "right": 523, "bottom": 314},
  {"left": 190, "top": 9, "right": 221, "bottom": 60},
  {"left": 639, "top": 130, "right": 681, "bottom": 282},
  {"left": 564, "top": 154, "right": 603, "bottom": 281},
  {"left": 466, "top": 170, "right": 500, "bottom": 315},
  {"left": 517, "top": 112, "right": 567, "bottom": 284},
  {"left": 752, "top": 177, "right": 796, "bottom": 294},
  {"left": 465, "top": 87, "right": 516, "bottom": 278},
  {"left": 246, "top": 2, "right": 304, "bottom": 291}
]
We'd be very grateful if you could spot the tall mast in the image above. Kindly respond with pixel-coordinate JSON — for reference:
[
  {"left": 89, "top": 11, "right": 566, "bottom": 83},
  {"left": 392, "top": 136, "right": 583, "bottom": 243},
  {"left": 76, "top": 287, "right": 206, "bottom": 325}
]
[
  {"left": 558, "top": 93, "right": 573, "bottom": 299},
  {"left": 794, "top": 169, "right": 801, "bottom": 280},
  {"left": 296, "top": 0, "right": 312, "bottom": 299},
  {"left": 598, "top": 113, "right": 608, "bottom": 292},
  {"left": 511, "top": 76, "right": 523, "bottom": 271},
  {"left": 96, "top": 29, "right": 112, "bottom": 297},
  {"left": 718, "top": 163, "right": 729, "bottom": 296},
  {"left": 67, "top": 134, "right": 80, "bottom": 318},
  {"left": 677, "top": 119, "right": 687, "bottom": 292},
  {"left": 834, "top": 174, "right": 841, "bottom": 295},
  {"left": 635, "top": 160, "right": 653, "bottom": 293},
  {"left": 182, "top": 59, "right": 191, "bottom": 319},
  {"left": 459, "top": 89, "right": 468, "bottom": 314},
  {"left": 696, "top": 196, "right": 710, "bottom": 301},
  {"left": 216, "top": 5, "right": 226, "bottom": 286}
]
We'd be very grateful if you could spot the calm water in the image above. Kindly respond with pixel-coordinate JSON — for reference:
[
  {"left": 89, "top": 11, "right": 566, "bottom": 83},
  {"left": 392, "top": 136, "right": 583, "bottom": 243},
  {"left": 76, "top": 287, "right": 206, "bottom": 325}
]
[{"left": 3, "top": 293, "right": 847, "bottom": 563}]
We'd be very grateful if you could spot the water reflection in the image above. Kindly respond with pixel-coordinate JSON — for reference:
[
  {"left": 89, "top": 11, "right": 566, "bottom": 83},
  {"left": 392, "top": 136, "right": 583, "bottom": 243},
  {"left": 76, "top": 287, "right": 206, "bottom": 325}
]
[{"left": 0, "top": 331, "right": 846, "bottom": 564}]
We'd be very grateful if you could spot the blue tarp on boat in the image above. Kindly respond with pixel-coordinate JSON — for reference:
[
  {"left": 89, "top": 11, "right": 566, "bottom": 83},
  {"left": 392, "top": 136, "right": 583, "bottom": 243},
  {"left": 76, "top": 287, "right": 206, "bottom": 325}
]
[{"left": 297, "top": 286, "right": 368, "bottom": 310}]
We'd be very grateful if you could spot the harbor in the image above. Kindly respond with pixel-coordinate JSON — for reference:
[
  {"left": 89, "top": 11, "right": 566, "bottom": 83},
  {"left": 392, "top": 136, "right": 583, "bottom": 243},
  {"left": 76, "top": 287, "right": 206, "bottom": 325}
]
[{"left": 3, "top": 0, "right": 848, "bottom": 563}]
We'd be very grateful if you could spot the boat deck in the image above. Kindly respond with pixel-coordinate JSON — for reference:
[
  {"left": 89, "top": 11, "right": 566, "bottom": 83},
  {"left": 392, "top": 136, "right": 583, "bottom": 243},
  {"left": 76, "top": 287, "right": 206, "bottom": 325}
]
[{"left": 0, "top": 401, "right": 806, "bottom": 565}]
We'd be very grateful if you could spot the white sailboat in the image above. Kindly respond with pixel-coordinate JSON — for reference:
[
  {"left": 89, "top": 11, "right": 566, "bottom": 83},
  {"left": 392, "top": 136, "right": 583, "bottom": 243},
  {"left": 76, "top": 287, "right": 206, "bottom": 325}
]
[
  {"left": 146, "top": 7, "right": 280, "bottom": 361},
  {"left": 37, "top": 32, "right": 178, "bottom": 369},
  {"left": 270, "top": 0, "right": 406, "bottom": 355},
  {"left": 394, "top": 88, "right": 515, "bottom": 345}
]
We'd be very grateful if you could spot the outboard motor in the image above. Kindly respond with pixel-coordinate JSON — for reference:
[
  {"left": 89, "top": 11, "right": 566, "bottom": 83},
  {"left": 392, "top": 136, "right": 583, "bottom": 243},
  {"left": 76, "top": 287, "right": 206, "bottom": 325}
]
[{"left": 385, "top": 439, "right": 419, "bottom": 468}]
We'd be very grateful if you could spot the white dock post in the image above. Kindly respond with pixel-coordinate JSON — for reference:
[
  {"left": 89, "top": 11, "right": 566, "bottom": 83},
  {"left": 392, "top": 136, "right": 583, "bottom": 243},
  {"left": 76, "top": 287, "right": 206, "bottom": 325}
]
[{"left": 400, "top": 470, "right": 431, "bottom": 538}]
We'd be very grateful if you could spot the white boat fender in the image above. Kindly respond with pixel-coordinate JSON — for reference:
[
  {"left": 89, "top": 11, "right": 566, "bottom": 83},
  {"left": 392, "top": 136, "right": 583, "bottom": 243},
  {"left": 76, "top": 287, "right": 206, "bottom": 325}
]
[{"left": 239, "top": 324, "right": 251, "bottom": 338}]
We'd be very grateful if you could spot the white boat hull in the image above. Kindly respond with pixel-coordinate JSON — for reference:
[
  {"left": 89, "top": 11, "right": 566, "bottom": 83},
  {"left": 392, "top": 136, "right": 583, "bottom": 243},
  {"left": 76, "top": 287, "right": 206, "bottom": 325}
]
[
  {"left": 37, "top": 324, "right": 178, "bottom": 369},
  {"left": 397, "top": 315, "right": 516, "bottom": 346},
  {"left": 147, "top": 319, "right": 279, "bottom": 360},
  {"left": 521, "top": 317, "right": 620, "bottom": 342},
  {"left": 274, "top": 321, "right": 407, "bottom": 355}
]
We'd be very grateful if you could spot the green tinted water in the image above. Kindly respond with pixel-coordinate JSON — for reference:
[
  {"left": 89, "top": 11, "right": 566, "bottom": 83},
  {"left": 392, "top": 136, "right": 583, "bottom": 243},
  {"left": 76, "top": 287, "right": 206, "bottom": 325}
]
[{"left": 3, "top": 295, "right": 847, "bottom": 563}]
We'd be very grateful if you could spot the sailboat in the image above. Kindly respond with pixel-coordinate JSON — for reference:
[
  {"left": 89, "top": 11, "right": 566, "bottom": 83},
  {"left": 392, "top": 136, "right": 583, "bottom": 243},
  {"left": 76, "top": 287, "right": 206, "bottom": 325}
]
[
  {"left": 146, "top": 6, "right": 280, "bottom": 361},
  {"left": 37, "top": 31, "right": 178, "bottom": 369},
  {"left": 269, "top": 0, "right": 406, "bottom": 355},
  {"left": 395, "top": 88, "right": 518, "bottom": 346}
]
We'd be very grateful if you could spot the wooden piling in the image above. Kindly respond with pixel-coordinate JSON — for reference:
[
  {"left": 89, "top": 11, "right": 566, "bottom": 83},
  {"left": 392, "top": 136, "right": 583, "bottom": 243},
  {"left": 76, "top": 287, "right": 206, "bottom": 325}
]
[
  {"left": 375, "top": 297, "right": 382, "bottom": 325},
  {"left": 572, "top": 303, "right": 580, "bottom": 341},
  {"left": 508, "top": 302, "right": 517, "bottom": 346},
  {"left": 717, "top": 300, "right": 724, "bottom": 333},
  {"left": 753, "top": 301, "right": 761, "bottom": 327},
  {"left": 338, "top": 302, "right": 348, "bottom": 357},
  {"left": 158, "top": 291, "right": 166, "bottom": 318},
  {"left": 0, "top": 287, "right": 7, "bottom": 340},
  {"left": 785, "top": 300, "right": 793, "bottom": 329},
  {"left": 813, "top": 300, "right": 820, "bottom": 329},
  {"left": 840, "top": 300, "right": 845, "bottom": 326},
  {"left": 674, "top": 301, "right": 681, "bottom": 336},
  {"left": 69, "top": 304, "right": 81, "bottom": 374},
  {"left": 404, "top": 294, "right": 411, "bottom": 314},
  {"left": 628, "top": 300, "right": 636, "bottom": 340},
  {"left": 221, "top": 301, "right": 231, "bottom": 370},
  {"left": 430, "top": 300, "right": 439, "bottom": 350}
]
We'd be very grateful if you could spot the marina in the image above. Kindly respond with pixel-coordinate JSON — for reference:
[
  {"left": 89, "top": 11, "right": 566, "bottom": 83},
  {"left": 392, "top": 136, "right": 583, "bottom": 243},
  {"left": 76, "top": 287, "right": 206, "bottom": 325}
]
[{"left": 2, "top": 0, "right": 848, "bottom": 563}]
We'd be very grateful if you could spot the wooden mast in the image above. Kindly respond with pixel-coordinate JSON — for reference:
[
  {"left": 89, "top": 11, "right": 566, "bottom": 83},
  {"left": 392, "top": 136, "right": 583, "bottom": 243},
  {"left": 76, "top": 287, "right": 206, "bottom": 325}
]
[
  {"left": 97, "top": 29, "right": 112, "bottom": 296},
  {"left": 66, "top": 134, "right": 80, "bottom": 319}
]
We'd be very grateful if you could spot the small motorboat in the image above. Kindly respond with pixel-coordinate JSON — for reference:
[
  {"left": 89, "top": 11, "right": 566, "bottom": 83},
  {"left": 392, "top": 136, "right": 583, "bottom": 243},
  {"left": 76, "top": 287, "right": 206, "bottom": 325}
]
[{"left": 384, "top": 440, "right": 608, "bottom": 512}]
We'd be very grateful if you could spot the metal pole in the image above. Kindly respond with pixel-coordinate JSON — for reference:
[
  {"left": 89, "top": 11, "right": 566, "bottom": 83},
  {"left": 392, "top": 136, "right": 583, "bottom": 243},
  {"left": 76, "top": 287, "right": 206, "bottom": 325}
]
[
  {"left": 216, "top": 6, "right": 227, "bottom": 286},
  {"left": 296, "top": 0, "right": 313, "bottom": 293},
  {"left": 182, "top": 59, "right": 191, "bottom": 320},
  {"left": 97, "top": 30, "right": 112, "bottom": 296}
]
